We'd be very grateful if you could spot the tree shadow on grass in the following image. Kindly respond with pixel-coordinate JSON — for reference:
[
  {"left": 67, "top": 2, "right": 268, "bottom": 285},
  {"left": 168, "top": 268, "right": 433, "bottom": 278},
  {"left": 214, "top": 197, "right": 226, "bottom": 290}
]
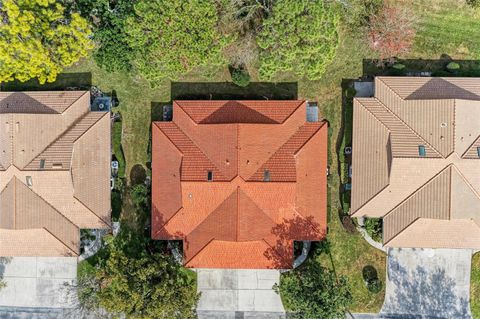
[{"left": 1, "top": 72, "right": 92, "bottom": 91}]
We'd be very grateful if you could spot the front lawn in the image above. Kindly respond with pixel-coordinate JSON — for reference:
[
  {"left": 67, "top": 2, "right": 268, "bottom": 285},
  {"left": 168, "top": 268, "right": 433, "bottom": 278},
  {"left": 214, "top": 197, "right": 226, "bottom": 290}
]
[{"left": 408, "top": 0, "right": 480, "bottom": 59}]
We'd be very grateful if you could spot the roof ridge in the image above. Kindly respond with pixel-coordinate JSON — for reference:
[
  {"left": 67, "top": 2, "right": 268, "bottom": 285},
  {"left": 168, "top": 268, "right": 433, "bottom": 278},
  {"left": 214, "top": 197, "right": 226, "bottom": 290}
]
[
  {"left": 461, "top": 134, "right": 480, "bottom": 158},
  {"left": 23, "top": 109, "right": 103, "bottom": 170},
  {"left": 384, "top": 217, "right": 421, "bottom": 246},
  {"left": 58, "top": 91, "right": 89, "bottom": 114},
  {"left": 453, "top": 99, "right": 456, "bottom": 155},
  {"left": 383, "top": 165, "right": 452, "bottom": 221},
  {"left": 355, "top": 98, "right": 392, "bottom": 134},
  {"left": 238, "top": 188, "right": 277, "bottom": 226},
  {"left": 247, "top": 122, "right": 324, "bottom": 181},
  {"left": 73, "top": 195, "right": 111, "bottom": 228},
  {"left": 450, "top": 164, "right": 480, "bottom": 203},
  {"left": 12, "top": 176, "right": 80, "bottom": 252},
  {"left": 184, "top": 237, "right": 216, "bottom": 266},
  {"left": 174, "top": 101, "right": 200, "bottom": 124},
  {"left": 13, "top": 176, "right": 80, "bottom": 231},
  {"left": 279, "top": 100, "right": 306, "bottom": 124},
  {"left": 42, "top": 227, "right": 78, "bottom": 256},
  {"left": 293, "top": 122, "right": 325, "bottom": 156},
  {"left": 155, "top": 122, "right": 229, "bottom": 180},
  {"left": 372, "top": 97, "right": 443, "bottom": 157},
  {"left": 236, "top": 187, "right": 239, "bottom": 242},
  {"left": 376, "top": 77, "right": 405, "bottom": 101},
  {"left": 152, "top": 208, "right": 183, "bottom": 239},
  {"left": 261, "top": 238, "right": 290, "bottom": 267}
]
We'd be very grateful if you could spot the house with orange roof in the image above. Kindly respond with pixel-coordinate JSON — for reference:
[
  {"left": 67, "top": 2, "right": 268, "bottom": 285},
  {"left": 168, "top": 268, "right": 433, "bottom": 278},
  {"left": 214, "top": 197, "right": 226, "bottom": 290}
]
[
  {"left": 0, "top": 91, "right": 111, "bottom": 257},
  {"left": 351, "top": 77, "right": 480, "bottom": 249},
  {"left": 152, "top": 100, "right": 328, "bottom": 269}
]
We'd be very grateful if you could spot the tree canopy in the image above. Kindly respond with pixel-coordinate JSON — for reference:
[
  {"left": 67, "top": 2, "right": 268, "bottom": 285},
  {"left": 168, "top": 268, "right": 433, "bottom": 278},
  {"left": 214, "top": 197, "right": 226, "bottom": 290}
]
[
  {"left": 78, "top": 185, "right": 198, "bottom": 319},
  {"left": 92, "top": 232, "right": 199, "bottom": 319},
  {"left": 257, "top": 0, "right": 340, "bottom": 80},
  {"left": 124, "top": 0, "right": 229, "bottom": 83},
  {"left": 275, "top": 260, "right": 351, "bottom": 319},
  {"left": 0, "top": 0, "right": 93, "bottom": 84},
  {"left": 71, "top": 0, "right": 135, "bottom": 72}
]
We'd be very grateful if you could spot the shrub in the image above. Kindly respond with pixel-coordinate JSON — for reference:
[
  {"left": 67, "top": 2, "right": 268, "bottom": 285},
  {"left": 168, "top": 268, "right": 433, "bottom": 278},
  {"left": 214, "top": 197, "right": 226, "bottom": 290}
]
[
  {"left": 341, "top": 192, "right": 350, "bottom": 214},
  {"left": 368, "top": 278, "right": 382, "bottom": 293},
  {"left": 446, "top": 62, "right": 461, "bottom": 70},
  {"left": 342, "top": 216, "right": 356, "bottom": 234},
  {"left": 130, "top": 164, "right": 147, "bottom": 185},
  {"left": 345, "top": 87, "right": 357, "bottom": 99},
  {"left": 111, "top": 191, "right": 122, "bottom": 221},
  {"left": 364, "top": 217, "right": 382, "bottom": 242},
  {"left": 362, "top": 266, "right": 382, "bottom": 294},
  {"left": 392, "top": 63, "right": 406, "bottom": 70},
  {"left": 231, "top": 67, "right": 251, "bottom": 87},
  {"left": 466, "top": 0, "right": 480, "bottom": 8},
  {"left": 276, "top": 261, "right": 351, "bottom": 318}
]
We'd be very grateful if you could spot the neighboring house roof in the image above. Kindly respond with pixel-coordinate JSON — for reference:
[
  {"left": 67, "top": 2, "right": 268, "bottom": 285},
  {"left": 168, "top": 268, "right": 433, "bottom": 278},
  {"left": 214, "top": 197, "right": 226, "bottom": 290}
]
[
  {"left": 0, "top": 91, "right": 111, "bottom": 256},
  {"left": 152, "top": 100, "right": 328, "bottom": 269},
  {"left": 351, "top": 77, "right": 480, "bottom": 249}
]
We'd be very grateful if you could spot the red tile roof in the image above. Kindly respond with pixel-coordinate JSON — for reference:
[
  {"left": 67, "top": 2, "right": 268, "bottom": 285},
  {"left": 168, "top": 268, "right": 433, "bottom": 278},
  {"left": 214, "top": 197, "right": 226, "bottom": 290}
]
[{"left": 152, "top": 100, "right": 328, "bottom": 269}]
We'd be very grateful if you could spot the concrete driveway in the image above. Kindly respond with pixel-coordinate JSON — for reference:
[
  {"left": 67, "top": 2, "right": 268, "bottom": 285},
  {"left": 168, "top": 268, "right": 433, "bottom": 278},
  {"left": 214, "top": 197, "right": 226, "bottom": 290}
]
[
  {"left": 0, "top": 257, "right": 77, "bottom": 308},
  {"left": 381, "top": 248, "right": 472, "bottom": 319},
  {"left": 196, "top": 269, "right": 285, "bottom": 319}
]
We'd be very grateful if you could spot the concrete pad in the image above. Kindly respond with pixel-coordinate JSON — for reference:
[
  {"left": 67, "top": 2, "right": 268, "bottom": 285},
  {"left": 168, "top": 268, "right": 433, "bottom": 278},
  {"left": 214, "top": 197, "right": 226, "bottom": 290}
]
[
  {"left": 0, "top": 257, "right": 77, "bottom": 308},
  {"left": 381, "top": 248, "right": 472, "bottom": 318},
  {"left": 196, "top": 269, "right": 285, "bottom": 318},
  {"left": 354, "top": 81, "right": 374, "bottom": 97}
]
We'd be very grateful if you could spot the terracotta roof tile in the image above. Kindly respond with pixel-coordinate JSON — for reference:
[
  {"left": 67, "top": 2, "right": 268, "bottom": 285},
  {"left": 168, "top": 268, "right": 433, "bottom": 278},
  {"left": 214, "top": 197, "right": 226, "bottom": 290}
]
[
  {"left": 152, "top": 100, "right": 327, "bottom": 269},
  {"left": 175, "top": 100, "right": 304, "bottom": 124}
]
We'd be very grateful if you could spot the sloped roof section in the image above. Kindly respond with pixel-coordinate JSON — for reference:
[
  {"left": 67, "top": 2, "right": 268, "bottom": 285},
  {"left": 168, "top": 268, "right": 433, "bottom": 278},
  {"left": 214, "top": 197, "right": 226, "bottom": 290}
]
[
  {"left": 0, "top": 91, "right": 110, "bottom": 257},
  {"left": 175, "top": 100, "right": 304, "bottom": 124},
  {"left": 352, "top": 77, "right": 480, "bottom": 249},
  {"left": 152, "top": 100, "right": 328, "bottom": 269}
]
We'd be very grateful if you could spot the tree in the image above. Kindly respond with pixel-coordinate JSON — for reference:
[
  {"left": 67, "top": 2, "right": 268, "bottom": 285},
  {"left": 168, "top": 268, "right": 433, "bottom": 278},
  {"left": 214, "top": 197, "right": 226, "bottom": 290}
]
[
  {"left": 68, "top": 0, "right": 135, "bottom": 72},
  {"left": 256, "top": 0, "right": 340, "bottom": 80},
  {"left": 77, "top": 182, "right": 198, "bottom": 319},
  {"left": 274, "top": 261, "right": 351, "bottom": 319},
  {"left": 124, "top": 0, "right": 229, "bottom": 83},
  {"left": 0, "top": 0, "right": 93, "bottom": 84},
  {"left": 337, "top": 0, "right": 383, "bottom": 30},
  {"left": 79, "top": 227, "right": 199, "bottom": 319},
  {"left": 368, "top": 4, "right": 416, "bottom": 63}
]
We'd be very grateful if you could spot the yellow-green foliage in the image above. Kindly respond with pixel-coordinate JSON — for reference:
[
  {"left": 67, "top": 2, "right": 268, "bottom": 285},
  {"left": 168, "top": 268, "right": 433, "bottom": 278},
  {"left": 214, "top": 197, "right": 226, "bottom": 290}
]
[{"left": 0, "top": 0, "right": 93, "bottom": 84}]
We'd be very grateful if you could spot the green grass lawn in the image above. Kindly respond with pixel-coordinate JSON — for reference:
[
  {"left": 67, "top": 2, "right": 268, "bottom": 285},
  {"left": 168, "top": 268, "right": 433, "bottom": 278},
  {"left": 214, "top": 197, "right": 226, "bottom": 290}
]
[
  {"left": 472, "top": 253, "right": 480, "bottom": 318},
  {"left": 314, "top": 32, "right": 386, "bottom": 312},
  {"left": 112, "top": 121, "right": 126, "bottom": 179},
  {"left": 406, "top": 0, "right": 480, "bottom": 59}
]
